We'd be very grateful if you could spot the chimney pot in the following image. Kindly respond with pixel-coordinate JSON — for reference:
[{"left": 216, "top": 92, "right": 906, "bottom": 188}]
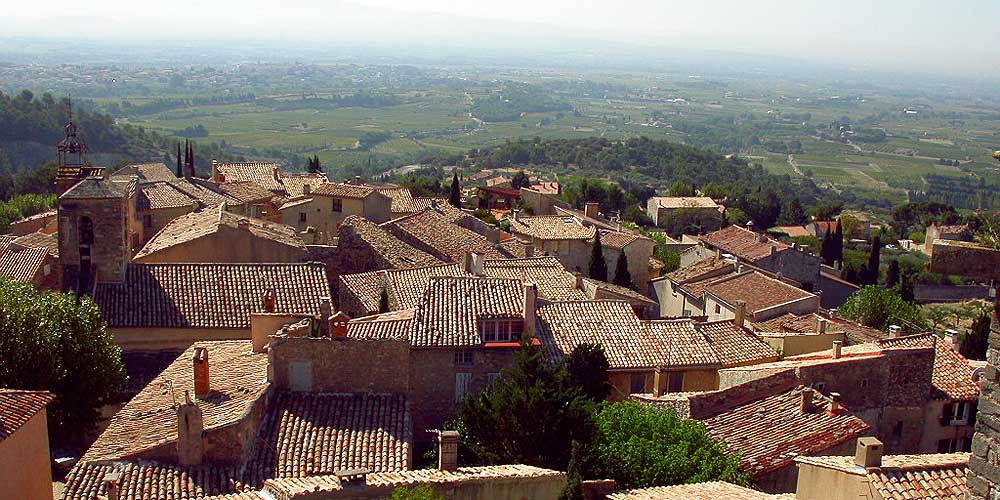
[
  {"left": 330, "top": 311, "right": 350, "bottom": 338},
  {"left": 832, "top": 340, "right": 843, "bottom": 359},
  {"left": 522, "top": 282, "right": 538, "bottom": 338},
  {"left": 355, "top": 175, "right": 362, "bottom": 185},
  {"left": 303, "top": 184, "right": 311, "bottom": 195},
  {"left": 828, "top": 392, "right": 842, "bottom": 414},
  {"left": 888, "top": 325, "right": 902, "bottom": 338},
  {"left": 193, "top": 347, "right": 210, "bottom": 398},
  {"left": 854, "top": 437, "right": 884, "bottom": 468},
  {"left": 176, "top": 390, "right": 205, "bottom": 466},
  {"left": 800, "top": 387, "right": 814, "bottom": 414},
  {"left": 944, "top": 329, "right": 960, "bottom": 348},
  {"left": 438, "top": 430, "right": 460, "bottom": 471},
  {"left": 263, "top": 289, "right": 276, "bottom": 313},
  {"left": 818, "top": 318, "right": 828, "bottom": 334},
  {"left": 237, "top": 218, "right": 250, "bottom": 230},
  {"left": 272, "top": 166, "right": 280, "bottom": 181},
  {"left": 102, "top": 470, "right": 122, "bottom": 500}
]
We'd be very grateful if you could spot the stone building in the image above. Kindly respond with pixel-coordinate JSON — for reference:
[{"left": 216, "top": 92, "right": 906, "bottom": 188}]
[
  {"left": 57, "top": 176, "right": 137, "bottom": 291},
  {"left": 382, "top": 208, "right": 508, "bottom": 263},
  {"left": 924, "top": 223, "right": 972, "bottom": 255},
  {"left": 704, "top": 270, "right": 820, "bottom": 323},
  {"left": 689, "top": 224, "right": 821, "bottom": 292},
  {"left": 210, "top": 160, "right": 327, "bottom": 197},
  {"left": 645, "top": 196, "right": 723, "bottom": 228},
  {"left": 133, "top": 207, "right": 308, "bottom": 264},
  {"left": 0, "top": 389, "right": 55, "bottom": 500},
  {"left": 278, "top": 184, "right": 392, "bottom": 241},
  {"left": 335, "top": 215, "right": 444, "bottom": 278},
  {"left": 0, "top": 233, "right": 60, "bottom": 290}
]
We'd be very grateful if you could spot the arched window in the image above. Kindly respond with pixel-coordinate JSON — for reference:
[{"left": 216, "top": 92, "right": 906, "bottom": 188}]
[{"left": 79, "top": 216, "right": 94, "bottom": 245}]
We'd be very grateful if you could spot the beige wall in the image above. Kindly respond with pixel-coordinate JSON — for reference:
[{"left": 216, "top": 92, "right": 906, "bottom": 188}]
[
  {"left": 268, "top": 337, "right": 411, "bottom": 395},
  {"left": 762, "top": 333, "right": 846, "bottom": 357},
  {"left": 281, "top": 195, "right": 390, "bottom": 243},
  {"left": 652, "top": 280, "right": 705, "bottom": 318},
  {"left": 609, "top": 368, "right": 719, "bottom": 400},
  {"left": 919, "top": 400, "right": 975, "bottom": 452},
  {"left": 0, "top": 408, "right": 53, "bottom": 500},
  {"left": 794, "top": 460, "right": 871, "bottom": 500},
  {"left": 111, "top": 327, "right": 249, "bottom": 352},
  {"left": 284, "top": 474, "right": 565, "bottom": 500},
  {"left": 134, "top": 224, "right": 307, "bottom": 264},
  {"left": 705, "top": 294, "right": 820, "bottom": 323},
  {"left": 140, "top": 204, "right": 196, "bottom": 246}
]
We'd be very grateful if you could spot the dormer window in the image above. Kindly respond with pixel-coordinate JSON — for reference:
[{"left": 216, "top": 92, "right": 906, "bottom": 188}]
[{"left": 480, "top": 318, "right": 524, "bottom": 343}]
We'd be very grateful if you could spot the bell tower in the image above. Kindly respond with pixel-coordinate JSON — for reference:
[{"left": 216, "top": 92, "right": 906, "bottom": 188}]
[{"left": 55, "top": 100, "right": 93, "bottom": 195}]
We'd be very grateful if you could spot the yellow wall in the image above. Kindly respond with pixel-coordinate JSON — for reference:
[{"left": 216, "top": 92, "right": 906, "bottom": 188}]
[
  {"left": 763, "top": 333, "right": 846, "bottom": 357},
  {"left": 794, "top": 462, "right": 870, "bottom": 500},
  {"left": 0, "top": 408, "right": 53, "bottom": 500}
]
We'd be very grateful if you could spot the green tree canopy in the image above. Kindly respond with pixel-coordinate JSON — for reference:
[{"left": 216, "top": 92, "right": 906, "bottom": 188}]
[
  {"left": 589, "top": 232, "right": 608, "bottom": 282},
  {"left": 458, "top": 342, "right": 596, "bottom": 470},
  {"left": 590, "top": 401, "right": 748, "bottom": 489},
  {"left": 777, "top": 197, "right": 806, "bottom": 226},
  {"left": 389, "top": 485, "right": 444, "bottom": 500},
  {"left": 838, "top": 285, "right": 926, "bottom": 333},
  {"left": 668, "top": 181, "right": 695, "bottom": 197},
  {"left": 566, "top": 343, "right": 611, "bottom": 402},
  {"left": 0, "top": 279, "right": 126, "bottom": 446},
  {"left": 511, "top": 170, "right": 531, "bottom": 189}
]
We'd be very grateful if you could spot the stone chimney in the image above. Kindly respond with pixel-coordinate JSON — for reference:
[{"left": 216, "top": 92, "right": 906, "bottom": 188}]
[
  {"left": 303, "top": 184, "right": 311, "bottom": 195},
  {"left": 800, "top": 387, "right": 814, "bottom": 414},
  {"left": 102, "top": 469, "right": 121, "bottom": 500},
  {"left": 176, "top": 391, "right": 204, "bottom": 466},
  {"left": 818, "top": 318, "right": 829, "bottom": 334},
  {"left": 523, "top": 242, "right": 534, "bottom": 258},
  {"left": 584, "top": 202, "right": 600, "bottom": 219},
  {"left": 523, "top": 282, "right": 538, "bottom": 338},
  {"left": 263, "top": 289, "right": 276, "bottom": 313},
  {"left": 828, "top": 392, "right": 843, "bottom": 415},
  {"left": 193, "top": 347, "right": 210, "bottom": 398},
  {"left": 330, "top": 311, "right": 350, "bottom": 338},
  {"left": 272, "top": 166, "right": 280, "bottom": 181},
  {"left": 832, "top": 340, "right": 843, "bottom": 359},
  {"left": 652, "top": 367, "right": 665, "bottom": 398},
  {"left": 945, "top": 329, "right": 960, "bottom": 348},
  {"left": 211, "top": 159, "right": 219, "bottom": 181},
  {"left": 438, "top": 430, "right": 459, "bottom": 471},
  {"left": 463, "top": 252, "right": 484, "bottom": 276},
  {"left": 888, "top": 325, "right": 902, "bottom": 338},
  {"left": 854, "top": 437, "right": 884, "bottom": 468},
  {"left": 319, "top": 297, "right": 332, "bottom": 337},
  {"left": 734, "top": 300, "right": 747, "bottom": 329}
]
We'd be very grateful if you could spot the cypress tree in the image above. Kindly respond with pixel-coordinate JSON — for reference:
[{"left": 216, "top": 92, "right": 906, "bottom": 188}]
[
  {"left": 885, "top": 259, "right": 900, "bottom": 288},
  {"left": 176, "top": 142, "right": 183, "bottom": 177},
  {"left": 866, "top": 235, "right": 881, "bottom": 286},
  {"left": 820, "top": 227, "right": 834, "bottom": 266},
  {"left": 589, "top": 231, "right": 608, "bottom": 282},
  {"left": 449, "top": 172, "right": 461, "bottom": 208},
  {"left": 557, "top": 441, "right": 585, "bottom": 500},
  {"left": 378, "top": 288, "right": 390, "bottom": 314},
  {"left": 833, "top": 221, "right": 844, "bottom": 264},
  {"left": 961, "top": 312, "right": 991, "bottom": 361},
  {"left": 612, "top": 251, "right": 633, "bottom": 289}
]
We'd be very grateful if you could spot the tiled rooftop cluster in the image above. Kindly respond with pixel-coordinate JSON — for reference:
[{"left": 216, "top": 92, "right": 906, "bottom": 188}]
[
  {"left": 409, "top": 277, "right": 524, "bottom": 347},
  {"left": 135, "top": 207, "right": 305, "bottom": 260},
  {"left": 508, "top": 215, "right": 597, "bottom": 240},
  {"left": 383, "top": 209, "right": 506, "bottom": 263},
  {"left": 701, "top": 225, "right": 791, "bottom": 261},
  {"left": 608, "top": 481, "right": 783, "bottom": 500},
  {"left": 796, "top": 453, "right": 969, "bottom": 500},
  {"left": 705, "top": 271, "right": 816, "bottom": 314},
  {"left": 0, "top": 389, "right": 54, "bottom": 440},
  {"left": 339, "top": 215, "right": 444, "bottom": 270},
  {"left": 212, "top": 161, "right": 326, "bottom": 196}
]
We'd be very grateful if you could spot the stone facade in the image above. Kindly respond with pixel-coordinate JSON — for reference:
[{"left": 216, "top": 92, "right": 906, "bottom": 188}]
[
  {"left": 268, "top": 336, "right": 411, "bottom": 394},
  {"left": 58, "top": 194, "right": 132, "bottom": 287}
]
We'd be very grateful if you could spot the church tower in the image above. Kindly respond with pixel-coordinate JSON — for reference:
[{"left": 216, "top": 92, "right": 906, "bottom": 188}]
[{"left": 55, "top": 100, "right": 103, "bottom": 195}]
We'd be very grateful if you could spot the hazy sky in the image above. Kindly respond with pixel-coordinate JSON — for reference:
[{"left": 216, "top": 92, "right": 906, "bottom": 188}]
[{"left": 3, "top": 0, "right": 999, "bottom": 77}]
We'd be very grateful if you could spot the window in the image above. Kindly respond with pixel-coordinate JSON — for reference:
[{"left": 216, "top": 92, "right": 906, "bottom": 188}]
[
  {"left": 630, "top": 373, "right": 646, "bottom": 394},
  {"left": 250, "top": 205, "right": 261, "bottom": 218},
  {"left": 332, "top": 198, "right": 343, "bottom": 212},
  {"left": 455, "top": 349, "right": 474, "bottom": 367},
  {"left": 486, "top": 372, "right": 500, "bottom": 385},
  {"left": 942, "top": 402, "right": 974, "bottom": 426},
  {"left": 480, "top": 319, "right": 524, "bottom": 343},
  {"left": 299, "top": 212, "right": 307, "bottom": 223},
  {"left": 714, "top": 304, "right": 721, "bottom": 314},
  {"left": 455, "top": 372, "right": 473, "bottom": 402},
  {"left": 288, "top": 361, "right": 313, "bottom": 392},
  {"left": 142, "top": 214, "right": 152, "bottom": 228},
  {"left": 938, "top": 438, "right": 971, "bottom": 453},
  {"left": 668, "top": 372, "right": 684, "bottom": 393}
]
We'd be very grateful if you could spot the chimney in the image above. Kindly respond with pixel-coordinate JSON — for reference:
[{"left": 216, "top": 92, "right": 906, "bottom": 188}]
[
  {"left": 653, "top": 368, "right": 666, "bottom": 397},
  {"left": 888, "top": 325, "right": 902, "bottom": 338},
  {"left": 330, "top": 311, "right": 350, "bottom": 338},
  {"left": 829, "top": 308, "right": 838, "bottom": 319},
  {"left": 319, "top": 297, "right": 332, "bottom": 337},
  {"left": 211, "top": 159, "right": 219, "bottom": 181},
  {"left": 828, "top": 392, "right": 842, "bottom": 414},
  {"left": 303, "top": 183, "right": 311, "bottom": 195},
  {"left": 758, "top": 233, "right": 768, "bottom": 243},
  {"left": 438, "top": 430, "right": 460, "bottom": 471},
  {"left": 818, "top": 318, "right": 828, "bottom": 334},
  {"left": 237, "top": 218, "right": 251, "bottom": 230},
  {"left": 584, "top": 202, "right": 600, "bottom": 219},
  {"left": 523, "top": 241, "right": 534, "bottom": 258},
  {"left": 512, "top": 209, "right": 520, "bottom": 222},
  {"left": 854, "top": 437, "right": 884, "bottom": 468},
  {"left": 523, "top": 282, "right": 537, "bottom": 338},
  {"left": 355, "top": 175, "right": 362, "bottom": 185},
  {"left": 770, "top": 245, "right": 777, "bottom": 256},
  {"left": 734, "top": 300, "right": 747, "bottom": 329},
  {"left": 800, "top": 387, "right": 814, "bottom": 414},
  {"left": 193, "top": 347, "right": 210, "bottom": 398},
  {"left": 263, "top": 289, "right": 276, "bottom": 313},
  {"left": 176, "top": 391, "right": 204, "bottom": 466},
  {"left": 944, "top": 329, "right": 960, "bottom": 348},
  {"left": 832, "top": 340, "right": 843, "bottom": 359},
  {"left": 272, "top": 166, "right": 280, "bottom": 181},
  {"left": 715, "top": 247, "right": 721, "bottom": 259},
  {"left": 463, "top": 252, "right": 484, "bottom": 276},
  {"left": 102, "top": 469, "right": 121, "bottom": 500}
]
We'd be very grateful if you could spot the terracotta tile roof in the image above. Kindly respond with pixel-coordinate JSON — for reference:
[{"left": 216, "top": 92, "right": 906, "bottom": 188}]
[
  {"left": 409, "top": 277, "right": 523, "bottom": 347},
  {"left": 216, "top": 181, "right": 275, "bottom": 203},
  {"left": 411, "top": 198, "right": 469, "bottom": 223},
  {"left": 482, "top": 257, "right": 586, "bottom": 300},
  {"left": 214, "top": 162, "right": 284, "bottom": 192},
  {"left": 768, "top": 225, "right": 811, "bottom": 238},
  {"left": 840, "top": 335, "right": 979, "bottom": 401},
  {"left": 0, "top": 389, "right": 53, "bottom": 441},
  {"left": 60, "top": 177, "right": 129, "bottom": 199},
  {"left": 752, "top": 312, "right": 821, "bottom": 333},
  {"left": 63, "top": 461, "right": 251, "bottom": 500},
  {"left": 796, "top": 453, "right": 969, "bottom": 500},
  {"left": 312, "top": 183, "right": 378, "bottom": 199},
  {"left": 112, "top": 162, "right": 177, "bottom": 182},
  {"left": 93, "top": 263, "right": 329, "bottom": 329},
  {"left": 697, "top": 320, "right": 780, "bottom": 367},
  {"left": 347, "top": 309, "right": 415, "bottom": 340},
  {"left": 251, "top": 392, "right": 411, "bottom": 477},
  {"left": 705, "top": 271, "right": 816, "bottom": 314},
  {"left": 810, "top": 220, "right": 839, "bottom": 234},
  {"left": 373, "top": 185, "right": 416, "bottom": 214},
  {"left": 384, "top": 209, "right": 505, "bottom": 263},
  {"left": 582, "top": 277, "right": 656, "bottom": 306},
  {"left": 340, "top": 264, "right": 468, "bottom": 316},
  {"left": 134, "top": 208, "right": 304, "bottom": 260},
  {"left": 702, "top": 386, "right": 871, "bottom": 478},
  {"left": 649, "top": 196, "right": 721, "bottom": 210},
  {"left": 81, "top": 341, "right": 268, "bottom": 462},
  {"left": 702, "top": 225, "right": 790, "bottom": 261},
  {"left": 665, "top": 256, "right": 736, "bottom": 286},
  {"left": 12, "top": 230, "right": 59, "bottom": 257},
  {"left": 138, "top": 181, "right": 198, "bottom": 210},
  {"left": 339, "top": 216, "right": 444, "bottom": 270},
  {"left": 599, "top": 229, "right": 643, "bottom": 249},
  {"left": 608, "top": 481, "right": 779, "bottom": 500},
  {"left": 645, "top": 319, "right": 719, "bottom": 368},
  {"left": 0, "top": 245, "right": 48, "bottom": 282},
  {"left": 508, "top": 215, "right": 596, "bottom": 240},
  {"left": 171, "top": 178, "right": 240, "bottom": 207},
  {"left": 0, "top": 234, "right": 14, "bottom": 252},
  {"left": 11, "top": 208, "right": 57, "bottom": 225},
  {"left": 497, "top": 238, "right": 532, "bottom": 258},
  {"left": 279, "top": 173, "right": 327, "bottom": 197},
  {"left": 536, "top": 300, "right": 657, "bottom": 369},
  {"left": 263, "top": 465, "right": 562, "bottom": 499}
]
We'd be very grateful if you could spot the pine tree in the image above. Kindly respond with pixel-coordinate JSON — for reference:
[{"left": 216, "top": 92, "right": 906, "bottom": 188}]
[
  {"left": 558, "top": 441, "right": 585, "bottom": 500},
  {"left": 885, "top": 259, "right": 900, "bottom": 288},
  {"left": 589, "top": 231, "right": 608, "bottom": 282},
  {"left": 865, "top": 235, "right": 881, "bottom": 286},
  {"left": 612, "top": 251, "right": 633, "bottom": 289},
  {"left": 176, "top": 142, "right": 183, "bottom": 177},
  {"left": 449, "top": 172, "right": 461, "bottom": 208}
]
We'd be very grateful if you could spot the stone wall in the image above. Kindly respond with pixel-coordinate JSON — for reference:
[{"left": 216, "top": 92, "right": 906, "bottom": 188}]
[
  {"left": 58, "top": 196, "right": 130, "bottom": 284},
  {"left": 964, "top": 298, "right": 1000, "bottom": 500},
  {"left": 268, "top": 336, "right": 410, "bottom": 394}
]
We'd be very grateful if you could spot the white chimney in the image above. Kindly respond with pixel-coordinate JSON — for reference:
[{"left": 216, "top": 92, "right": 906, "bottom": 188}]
[
  {"left": 945, "top": 329, "right": 960, "bottom": 348},
  {"left": 523, "top": 283, "right": 537, "bottom": 338},
  {"left": 818, "top": 318, "right": 829, "bottom": 334},
  {"left": 828, "top": 392, "right": 843, "bottom": 414},
  {"left": 888, "top": 325, "right": 902, "bottom": 338}
]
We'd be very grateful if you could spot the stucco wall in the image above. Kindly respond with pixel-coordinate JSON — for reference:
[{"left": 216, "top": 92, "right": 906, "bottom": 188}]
[
  {"left": 918, "top": 400, "right": 975, "bottom": 452},
  {"left": 0, "top": 408, "right": 52, "bottom": 500},
  {"left": 111, "top": 327, "right": 249, "bottom": 352},
  {"left": 269, "top": 337, "right": 411, "bottom": 394},
  {"left": 134, "top": 224, "right": 307, "bottom": 264},
  {"left": 762, "top": 333, "right": 846, "bottom": 357}
]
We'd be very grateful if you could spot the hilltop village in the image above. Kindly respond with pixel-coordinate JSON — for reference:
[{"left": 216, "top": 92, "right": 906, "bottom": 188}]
[{"left": 1, "top": 118, "right": 999, "bottom": 500}]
